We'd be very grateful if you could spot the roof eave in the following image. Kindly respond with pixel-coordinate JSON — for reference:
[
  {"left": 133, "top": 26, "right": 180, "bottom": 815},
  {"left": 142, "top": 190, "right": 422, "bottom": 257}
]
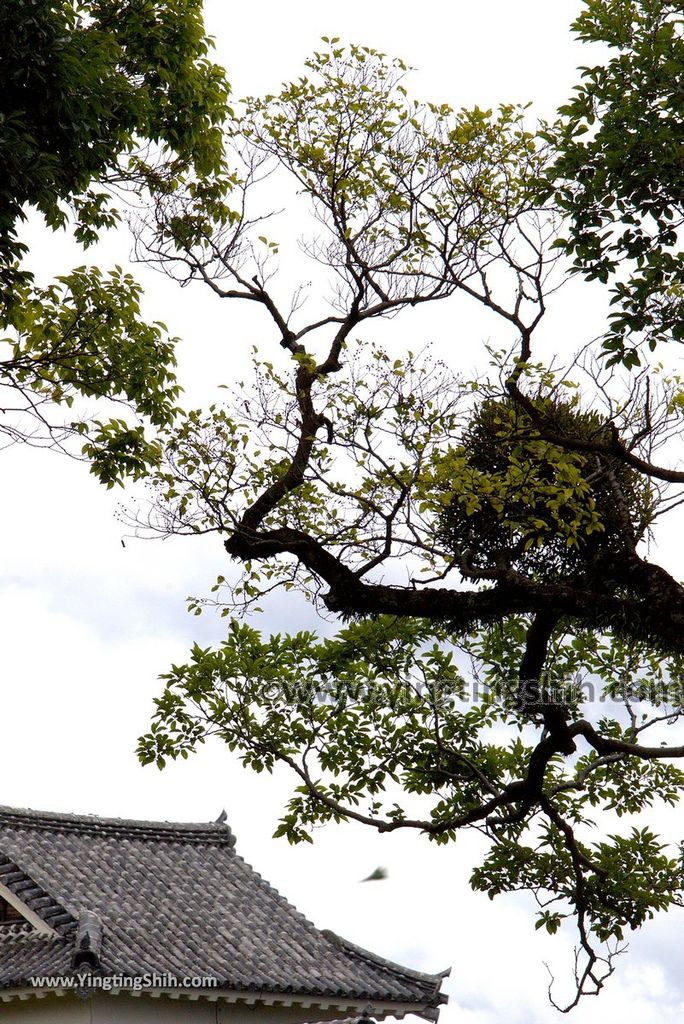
[{"left": 0, "top": 985, "right": 444, "bottom": 1018}]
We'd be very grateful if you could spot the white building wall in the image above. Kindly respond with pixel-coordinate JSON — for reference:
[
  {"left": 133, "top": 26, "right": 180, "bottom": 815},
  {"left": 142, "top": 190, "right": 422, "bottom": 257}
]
[{"left": 1, "top": 994, "right": 376, "bottom": 1023}]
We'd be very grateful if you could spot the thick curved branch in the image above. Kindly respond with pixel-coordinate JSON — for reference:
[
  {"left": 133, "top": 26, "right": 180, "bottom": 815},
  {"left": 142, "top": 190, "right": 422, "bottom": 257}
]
[
  {"left": 226, "top": 516, "right": 684, "bottom": 654},
  {"left": 507, "top": 378, "right": 684, "bottom": 484},
  {"left": 571, "top": 720, "right": 684, "bottom": 761},
  {"left": 517, "top": 610, "right": 560, "bottom": 709}
]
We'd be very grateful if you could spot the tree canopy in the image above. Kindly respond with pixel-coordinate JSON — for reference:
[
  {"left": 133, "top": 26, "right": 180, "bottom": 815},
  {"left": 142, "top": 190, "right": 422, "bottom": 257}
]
[
  {"left": 0, "top": 0, "right": 229, "bottom": 483},
  {"left": 549, "top": 0, "right": 684, "bottom": 363},
  {"left": 0, "top": 0, "right": 228, "bottom": 278},
  {"left": 40, "top": 0, "right": 677, "bottom": 1010}
]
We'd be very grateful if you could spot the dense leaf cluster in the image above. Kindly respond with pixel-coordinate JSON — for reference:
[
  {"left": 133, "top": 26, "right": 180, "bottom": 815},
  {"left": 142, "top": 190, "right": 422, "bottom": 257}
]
[
  {"left": 0, "top": 0, "right": 229, "bottom": 483},
  {"left": 0, "top": 0, "right": 229, "bottom": 288},
  {"left": 548, "top": 0, "right": 684, "bottom": 363},
  {"left": 430, "top": 396, "right": 654, "bottom": 579}
]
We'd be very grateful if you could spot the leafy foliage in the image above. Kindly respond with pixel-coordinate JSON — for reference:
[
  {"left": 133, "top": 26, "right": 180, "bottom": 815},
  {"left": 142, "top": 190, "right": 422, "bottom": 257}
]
[
  {"left": 0, "top": 267, "right": 180, "bottom": 483},
  {"left": 0, "top": 0, "right": 229, "bottom": 288},
  {"left": 547, "top": 0, "right": 684, "bottom": 363},
  {"left": 426, "top": 395, "right": 654, "bottom": 579},
  {"left": 244, "top": 43, "right": 544, "bottom": 293},
  {"left": 0, "top": 0, "right": 230, "bottom": 480},
  {"left": 139, "top": 616, "right": 684, "bottom": 988}
]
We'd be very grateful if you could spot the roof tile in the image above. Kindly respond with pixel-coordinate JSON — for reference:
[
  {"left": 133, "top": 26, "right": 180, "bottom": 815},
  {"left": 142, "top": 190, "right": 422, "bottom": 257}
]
[{"left": 0, "top": 807, "right": 446, "bottom": 1016}]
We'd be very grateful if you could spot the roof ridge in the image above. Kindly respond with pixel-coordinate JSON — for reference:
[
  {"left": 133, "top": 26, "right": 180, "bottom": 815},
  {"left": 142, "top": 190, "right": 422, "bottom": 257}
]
[
  {"left": 0, "top": 806, "right": 235, "bottom": 846},
  {"left": 231, "top": 853, "right": 446, "bottom": 997},
  {"left": 321, "top": 930, "right": 447, "bottom": 994}
]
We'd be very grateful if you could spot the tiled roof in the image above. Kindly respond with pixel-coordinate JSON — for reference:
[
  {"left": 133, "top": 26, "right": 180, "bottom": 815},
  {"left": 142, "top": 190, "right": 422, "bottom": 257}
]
[{"left": 0, "top": 807, "right": 446, "bottom": 1017}]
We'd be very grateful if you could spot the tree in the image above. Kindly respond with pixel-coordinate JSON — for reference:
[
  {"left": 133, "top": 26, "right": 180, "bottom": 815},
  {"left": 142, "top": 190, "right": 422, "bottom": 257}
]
[
  {"left": 0, "top": 0, "right": 229, "bottom": 483},
  {"left": 131, "top": 6, "right": 684, "bottom": 1010}
]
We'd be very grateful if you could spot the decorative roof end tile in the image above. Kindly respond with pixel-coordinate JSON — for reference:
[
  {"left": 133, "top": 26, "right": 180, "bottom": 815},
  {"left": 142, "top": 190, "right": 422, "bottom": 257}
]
[{"left": 72, "top": 910, "right": 103, "bottom": 971}]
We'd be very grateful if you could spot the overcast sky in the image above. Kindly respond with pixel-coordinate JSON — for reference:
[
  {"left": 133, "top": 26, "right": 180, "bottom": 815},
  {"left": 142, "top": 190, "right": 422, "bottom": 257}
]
[{"left": 2, "top": 3, "right": 684, "bottom": 1023}]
